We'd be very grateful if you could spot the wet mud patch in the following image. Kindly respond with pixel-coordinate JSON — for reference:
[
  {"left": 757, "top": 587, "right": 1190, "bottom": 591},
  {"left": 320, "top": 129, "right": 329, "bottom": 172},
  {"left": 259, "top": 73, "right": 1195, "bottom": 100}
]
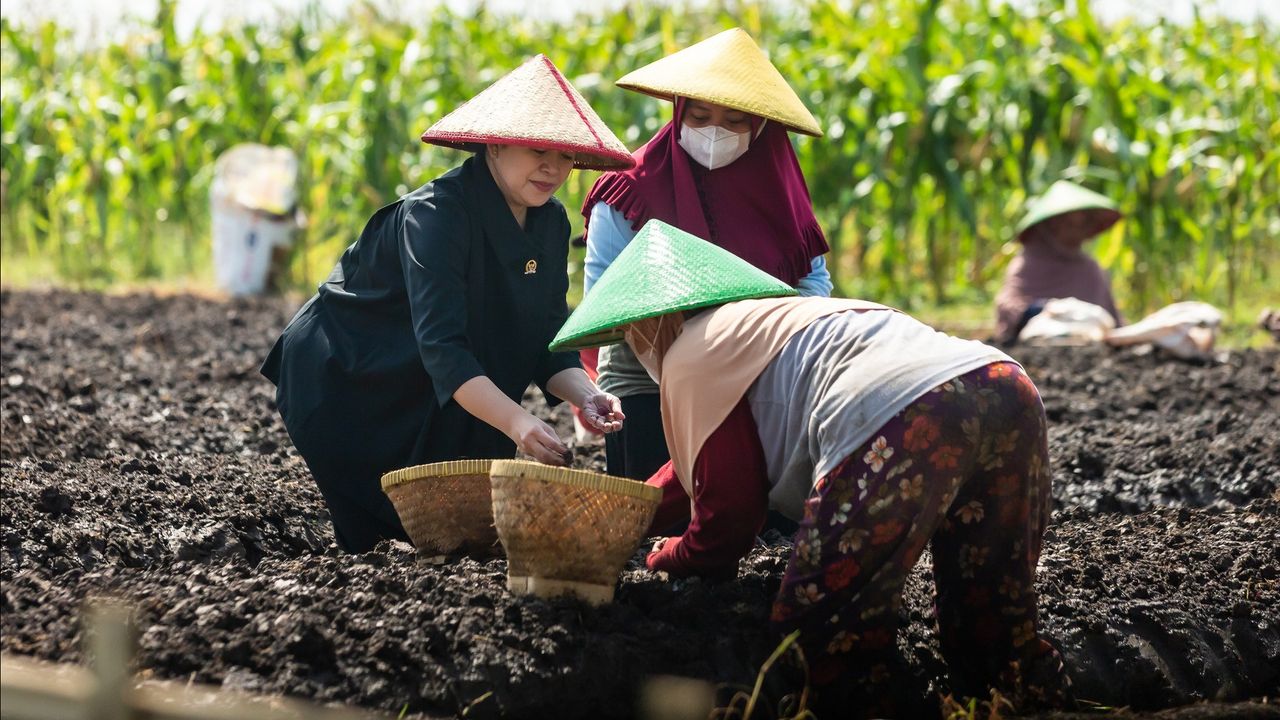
[{"left": 2, "top": 290, "right": 1277, "bottom": 718}]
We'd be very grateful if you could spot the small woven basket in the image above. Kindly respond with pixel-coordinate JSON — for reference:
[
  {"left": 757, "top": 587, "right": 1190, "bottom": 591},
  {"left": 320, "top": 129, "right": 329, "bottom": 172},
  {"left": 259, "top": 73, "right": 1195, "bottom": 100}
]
[
  {"left": 381, "top": 460, "right": 501, "bottom": 558},
  {"left": 490, "top": 460, "right": 661, "bottom": 605}
]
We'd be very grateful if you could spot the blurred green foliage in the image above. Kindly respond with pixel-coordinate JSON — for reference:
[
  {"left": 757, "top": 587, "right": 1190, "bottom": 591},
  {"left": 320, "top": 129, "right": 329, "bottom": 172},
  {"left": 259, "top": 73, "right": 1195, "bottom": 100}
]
[{"left": 1, "top": 0, "right": 1277, "bottom": 314}]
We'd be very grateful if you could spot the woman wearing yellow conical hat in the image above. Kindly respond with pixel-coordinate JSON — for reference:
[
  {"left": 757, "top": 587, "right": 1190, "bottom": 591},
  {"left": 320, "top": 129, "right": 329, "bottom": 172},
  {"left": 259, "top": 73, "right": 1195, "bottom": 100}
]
[
  {"left": 261, "top": 56, "right": 633, "bottom": 553},
  {"left": 579, "top": 28, "right": 832, "bottom": 483}
]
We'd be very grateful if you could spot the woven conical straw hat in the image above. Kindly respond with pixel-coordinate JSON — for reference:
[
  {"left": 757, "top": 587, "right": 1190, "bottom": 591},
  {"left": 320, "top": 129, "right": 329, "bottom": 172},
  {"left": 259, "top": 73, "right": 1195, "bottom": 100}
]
[
  {"left": 1016, "top": 180, "right": 1122, "bottom": 244},
  {"left": 549, "top": 219, "right": 797, "bottom": 352},
  {"left": 616, "top": 28, "right": 822, "bottom": 137},
  {"left": 421, "top": 55, "right": 635, "bottom": 170}
]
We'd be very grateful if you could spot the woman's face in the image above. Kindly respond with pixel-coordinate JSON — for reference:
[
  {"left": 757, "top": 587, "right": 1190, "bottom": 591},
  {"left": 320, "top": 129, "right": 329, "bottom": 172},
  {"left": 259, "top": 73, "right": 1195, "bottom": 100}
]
[
  {"left": 681, "top": 100, "right": 754, "bottom": 134},
  {"left": 1024, "top": 212, "right": 1104, "bottom": 253},
  {"left": 486, "top": 144, "right": 574, "bottom": 215},
  {"left": 623, "top": 313, "right": 685, "bottom": 383}
]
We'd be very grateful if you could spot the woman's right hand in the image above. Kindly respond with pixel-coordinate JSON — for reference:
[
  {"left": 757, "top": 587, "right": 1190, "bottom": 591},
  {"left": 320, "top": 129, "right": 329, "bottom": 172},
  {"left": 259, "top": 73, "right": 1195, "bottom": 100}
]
[
  {"left": 507, "top": 412, "right": 571, "bottom": 466},
  {"left": 454, "top": 377, "right": 571, "bottom": 466}
]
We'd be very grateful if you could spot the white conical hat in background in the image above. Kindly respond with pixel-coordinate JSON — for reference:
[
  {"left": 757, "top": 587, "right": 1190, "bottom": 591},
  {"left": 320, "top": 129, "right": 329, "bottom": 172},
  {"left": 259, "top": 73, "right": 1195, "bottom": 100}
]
[
  {"left": 616, "top": 28, "right": 822, "bottom": 137},
  {"left": 421, "top": 55, "right": 636, "bottom": 171}
]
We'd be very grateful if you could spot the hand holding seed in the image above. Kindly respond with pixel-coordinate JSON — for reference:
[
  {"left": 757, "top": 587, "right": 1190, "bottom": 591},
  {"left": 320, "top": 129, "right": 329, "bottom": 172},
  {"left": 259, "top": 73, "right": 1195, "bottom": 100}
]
[
  {"left": 510, "top": 413, "right": 570, "bottom": 466},
  {"left": 580, "top": 391, "right": 625, "bottom": 433}
]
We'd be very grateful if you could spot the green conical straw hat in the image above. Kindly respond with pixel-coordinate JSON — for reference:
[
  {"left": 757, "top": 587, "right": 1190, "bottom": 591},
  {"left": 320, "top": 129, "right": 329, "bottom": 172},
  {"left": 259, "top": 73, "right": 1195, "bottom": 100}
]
[
  {"left": 1016, "top": 180, "right": 1123, "bottom": 243},
  {"left": 549, "top": 220, "right": 797, "bottom": 351}
]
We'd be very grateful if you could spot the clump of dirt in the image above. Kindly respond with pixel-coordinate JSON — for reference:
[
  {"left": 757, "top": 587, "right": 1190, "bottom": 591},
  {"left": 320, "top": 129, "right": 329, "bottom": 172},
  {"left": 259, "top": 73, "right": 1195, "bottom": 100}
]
[
  {"left": 1017, "top": 346, "right": 1280, "bottom": 514},
  {"left": 2, "top": 290, "right": 1277, "bottom": 719}
]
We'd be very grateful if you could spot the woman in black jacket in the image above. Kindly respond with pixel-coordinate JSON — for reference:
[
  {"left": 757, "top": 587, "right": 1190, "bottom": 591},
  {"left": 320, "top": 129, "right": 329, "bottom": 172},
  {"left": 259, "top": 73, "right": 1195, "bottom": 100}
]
[{"left": 262, "top": 55, "right": 634, "bottom": 552}]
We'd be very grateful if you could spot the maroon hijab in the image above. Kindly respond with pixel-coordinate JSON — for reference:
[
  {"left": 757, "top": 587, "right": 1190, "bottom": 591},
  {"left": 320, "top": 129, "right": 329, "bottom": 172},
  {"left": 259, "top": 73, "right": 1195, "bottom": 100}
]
[{"left": 582, "top": 98, "right": 828, "bottom": 287}]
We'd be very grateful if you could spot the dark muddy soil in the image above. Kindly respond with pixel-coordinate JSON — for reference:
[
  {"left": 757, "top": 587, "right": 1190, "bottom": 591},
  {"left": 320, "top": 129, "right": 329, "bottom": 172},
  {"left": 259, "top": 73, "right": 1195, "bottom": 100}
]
[{"left": 2, "top": 290, "right": 1277, "bottom": 719}]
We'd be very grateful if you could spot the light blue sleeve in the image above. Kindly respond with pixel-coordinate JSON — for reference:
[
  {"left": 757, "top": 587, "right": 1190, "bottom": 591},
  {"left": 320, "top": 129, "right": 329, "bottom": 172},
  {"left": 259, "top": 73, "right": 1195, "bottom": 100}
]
[
  {"left": 796, "top": 255, "right": 833, "bottom": 297},
  {"left": 584, "top": 201, "right": 638, "bottom": 295}
]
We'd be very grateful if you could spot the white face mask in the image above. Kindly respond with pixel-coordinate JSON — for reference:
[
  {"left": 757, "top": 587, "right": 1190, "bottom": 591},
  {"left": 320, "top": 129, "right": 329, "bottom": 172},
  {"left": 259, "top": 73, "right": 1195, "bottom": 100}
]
[{"left": 677, "top": 123, "right": 751, "bottom": 170}]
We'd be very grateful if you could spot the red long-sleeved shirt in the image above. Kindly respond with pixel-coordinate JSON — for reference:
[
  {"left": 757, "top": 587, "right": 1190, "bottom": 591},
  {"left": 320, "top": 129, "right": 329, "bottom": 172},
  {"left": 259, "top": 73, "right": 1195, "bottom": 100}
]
[{"left": 643, "top": 398, "right": 771, "bottom": 579}]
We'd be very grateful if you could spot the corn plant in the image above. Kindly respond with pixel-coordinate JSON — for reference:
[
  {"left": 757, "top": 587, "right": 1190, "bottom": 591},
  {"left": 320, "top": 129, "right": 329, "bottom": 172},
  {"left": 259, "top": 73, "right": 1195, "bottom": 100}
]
[{"left": 2, "top": 0, "right": 1276, "bottom": 315}]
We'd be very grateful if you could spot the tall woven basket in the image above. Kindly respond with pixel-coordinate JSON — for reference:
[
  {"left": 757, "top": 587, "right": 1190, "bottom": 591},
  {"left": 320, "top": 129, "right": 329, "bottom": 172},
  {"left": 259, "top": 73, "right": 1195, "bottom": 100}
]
[
  {"left": 381, "top": 460, "right": 501, "bottom": 558},
  {"left": 490, "top": 460, "right": 661, "bottom": 605}
]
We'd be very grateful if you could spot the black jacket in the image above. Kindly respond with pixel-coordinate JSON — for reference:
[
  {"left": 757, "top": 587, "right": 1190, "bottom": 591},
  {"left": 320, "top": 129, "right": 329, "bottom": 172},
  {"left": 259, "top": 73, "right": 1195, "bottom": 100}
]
[{"left": 261, "top": 155, "right": 580, "bottom": 548}]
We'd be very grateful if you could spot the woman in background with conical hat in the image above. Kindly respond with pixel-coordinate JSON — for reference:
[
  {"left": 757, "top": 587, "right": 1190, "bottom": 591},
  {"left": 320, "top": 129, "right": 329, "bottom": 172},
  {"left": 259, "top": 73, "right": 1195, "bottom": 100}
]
[
  {"left": 995, "top": 180, "right": 1124, "bottom": 343},
  {"left": 261, "top": 56, "right": 633, "bottom": 553},
  {"left": 552, "top": 220, "right": 1072, "bottom": 717},
  {"left": 578, "top": 28, "right": 833, "bottom": 482}
]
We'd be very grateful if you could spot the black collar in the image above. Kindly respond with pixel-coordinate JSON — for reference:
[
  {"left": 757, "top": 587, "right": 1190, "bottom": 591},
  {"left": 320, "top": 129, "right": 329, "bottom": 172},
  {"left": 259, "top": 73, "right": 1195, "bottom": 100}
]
[{"left": 464, "top": 154, "right": 556, "bottom": 263}]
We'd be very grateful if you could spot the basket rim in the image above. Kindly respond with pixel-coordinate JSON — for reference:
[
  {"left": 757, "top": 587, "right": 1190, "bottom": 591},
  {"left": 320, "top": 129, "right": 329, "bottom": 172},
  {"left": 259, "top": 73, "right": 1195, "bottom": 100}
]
[
  {"left": 490, "top": 459, "right": 661, "bottom": 502},
  {"left": 381, "top": 459, "right": 497, "bottom": 491}
]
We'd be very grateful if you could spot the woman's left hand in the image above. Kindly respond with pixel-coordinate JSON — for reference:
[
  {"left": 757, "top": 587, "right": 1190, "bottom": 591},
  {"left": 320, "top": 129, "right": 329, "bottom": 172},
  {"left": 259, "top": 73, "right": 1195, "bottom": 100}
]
[{"left": 579, "top": 391, "right": 625, "bottom": 433}]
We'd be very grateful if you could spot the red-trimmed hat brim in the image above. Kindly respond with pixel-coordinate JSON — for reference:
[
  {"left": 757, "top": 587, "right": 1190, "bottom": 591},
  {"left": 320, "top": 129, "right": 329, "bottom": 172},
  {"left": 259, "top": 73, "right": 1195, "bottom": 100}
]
[{"left": 421, "top": 131, "right": 635, "bottom": 171}]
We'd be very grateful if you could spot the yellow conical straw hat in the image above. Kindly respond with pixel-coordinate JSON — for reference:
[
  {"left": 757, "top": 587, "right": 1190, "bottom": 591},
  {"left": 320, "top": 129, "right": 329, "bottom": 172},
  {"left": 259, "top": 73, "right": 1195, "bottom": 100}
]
[{"left": 616, "top": 28, "right": 822, "bottom": 138}]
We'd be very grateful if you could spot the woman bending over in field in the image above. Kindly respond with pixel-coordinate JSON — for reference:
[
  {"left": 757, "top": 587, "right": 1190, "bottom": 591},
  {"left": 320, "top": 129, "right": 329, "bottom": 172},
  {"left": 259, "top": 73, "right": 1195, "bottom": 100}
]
[
  {"left": 551, "top": 220, "right": 1072, "bottom": 718},
  {"left": 262, "top": 56, "right": 630, "bottom": 552}
]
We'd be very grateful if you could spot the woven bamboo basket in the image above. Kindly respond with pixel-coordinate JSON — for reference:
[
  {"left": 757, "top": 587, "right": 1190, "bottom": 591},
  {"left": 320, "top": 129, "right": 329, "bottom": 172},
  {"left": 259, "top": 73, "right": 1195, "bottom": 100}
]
[
  {"left": 380, "top": 460, "right": 501, "bottom": 558},
  {"left": 490, "top": 460, "right": 661, "bottom": 605}
]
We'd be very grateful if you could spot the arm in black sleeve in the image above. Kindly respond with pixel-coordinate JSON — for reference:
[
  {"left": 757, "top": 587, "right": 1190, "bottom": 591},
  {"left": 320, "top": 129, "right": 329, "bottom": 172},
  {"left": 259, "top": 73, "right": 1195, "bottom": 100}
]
[
  {"left": 400, "top": 196, "right": 487, "bottom": 407},
  {"left": 533, "top": 208, "right": 582, "bottom": 407}
]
